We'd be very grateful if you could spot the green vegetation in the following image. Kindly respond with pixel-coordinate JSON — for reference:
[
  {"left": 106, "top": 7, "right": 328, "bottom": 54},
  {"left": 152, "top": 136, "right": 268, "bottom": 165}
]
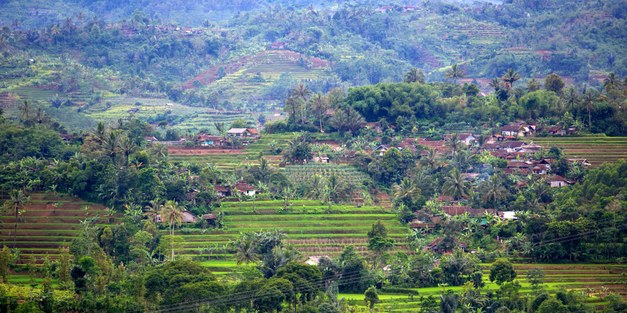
[
  {"left": 532, "top": 137, "right": 627, "bottom": 166},
  {"left": 0, "top": 1, "right": 626, "bottom": 312}
]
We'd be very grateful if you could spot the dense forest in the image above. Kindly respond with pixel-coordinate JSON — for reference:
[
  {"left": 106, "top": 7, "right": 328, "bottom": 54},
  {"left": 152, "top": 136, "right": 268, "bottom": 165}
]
[{"left": 0, "top": 0, "right": 626, "bottom": 312}]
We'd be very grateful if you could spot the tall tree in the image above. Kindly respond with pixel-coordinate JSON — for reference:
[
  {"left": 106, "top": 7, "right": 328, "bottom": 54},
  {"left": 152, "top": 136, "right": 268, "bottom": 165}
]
[
  {"left": 442, "top": 168, "right": 469, "bottom": 200},
  {"left": 367, "top": 221, "right": 394, "bottom": 268},
  {"left": 159, "top": 200, "right": 184, "bottom": 261},
  {"left": 404, "top": 68, "right": 425, "bottom": 83},
  {"left": 330, "top": 106, "right": 365, "bottom": 136},
  {"left": 544, "top": 73, "right": 565, "bottom": 95},
  {"left": 501, "top": 68, "right": 521, "bottom": 91},
  {"left": 310, "top": 93, "right": 329, "bottom": 132},
  {"left": 233, "top": 233, "right": 258, "bottom": 265},
  {"left": 582, "top": 89, "right": 597, "bottom": 130},
  {"left": 291, "top": 84, "right": 312, "bottom": 126},
  {"left": 480, "top": 175, "right": 509, "bottom": 208},
  {"left": 445, "top": 64, "right": 464, "bottom": 83},
  {"left": 4, "top": 189, "right": 29, "bottom": 249}
]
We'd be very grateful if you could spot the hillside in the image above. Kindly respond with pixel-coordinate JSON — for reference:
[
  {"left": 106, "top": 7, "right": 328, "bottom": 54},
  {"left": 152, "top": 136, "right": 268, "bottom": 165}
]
[{"left": 0, "top": 0, "right": 624, "bottom": 131}]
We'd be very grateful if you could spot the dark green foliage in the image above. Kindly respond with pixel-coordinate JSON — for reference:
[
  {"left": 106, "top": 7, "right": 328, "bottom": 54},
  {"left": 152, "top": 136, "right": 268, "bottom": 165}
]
[{"left": 489, "top": 259, "right": 517, "bottom": 285}]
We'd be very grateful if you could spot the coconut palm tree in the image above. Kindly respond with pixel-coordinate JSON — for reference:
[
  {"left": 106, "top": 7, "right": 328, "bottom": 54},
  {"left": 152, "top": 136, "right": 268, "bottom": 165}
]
[
  {"left": 501, "top": 68, "right": 521, "bottom": 91},
  {"left": 404, "top": 68, "right": 425, "bottom": 83},
  {"left": 233, "top": 233, "right": 258, "bottom": 265},
  {"left": 117, "top": 134, "right": 136, "bottom": 166},
  {"left": 419, "top": 148, "right": 438, "bottom": 170},
  {"left": 310, "top": 93, "right": 329, "bottom": 132},
  {"left": 582, "top": 89, "right": 597, "bottom": 130},
  {"left": 480, "top": 175, "right": 509, "bottom": 208},
  {"left": 159, "top": 200, "right": 184, "bottom": 260},
  {"left": 445, "top": 133, "right": 462, "bottom": 157},
  {"left": 143, "top": 199, "right": 161, "bottom": 222},
  {"left": 4, "top": 190, "right": 29, "bottom": 249},
  {"left": 291, "top": 83, "right": 312, "bottom": 126},
  {"left": 445, "top": 64, "right": 464, "bottom": 84},
  {"left": 18, "top": 101, "right": 31, "bottom": 124},
  {"left": 442, "top": 169, "right": 469, "bottom": 201},
  {"left": 393, "top": 178, "right": 421, "bottom": 207}
]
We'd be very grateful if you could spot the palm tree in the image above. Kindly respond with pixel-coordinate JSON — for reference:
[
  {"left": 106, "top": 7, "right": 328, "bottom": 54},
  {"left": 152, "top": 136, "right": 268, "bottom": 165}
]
[
  {"left": 419, "top": 148, "right": 438, "bottom": 170},
  {"left": 143, "top": 199, "right": 161, "bottom": 222},
  {"left": 445, "top": 64, "right": 464, "bottom": 83},
  {"left": 159, "top": 200, "right": 184, "bottom": 261},
  {"left": 19, "top": 101, "right": 31, "bottom": 124},
  {"left": 117, "top": 134, "right": 136, "bottom": 166},
  {"left": 501, "top": 68, "right": 521, "bottom": 91},
  {"left": 330, "top": 107, "right": 365, "bottom": 136},
  {"left": 489, "top": 78, "right": 501, "bottom": 92},
  {"left": 480, "top": 176, "right": 508, "bottom": 208},
  {"left": 563, "top": 87, "right": 579, "bottom": 113},
  {"left": 442, "top": 169, "right": 469, "bottom": 200},
  {"left": 291, "top": 83, "right": 312, "bottom": 126},
  {"left": 4, "top": 190, "right": 29, "bottom": 249},
  {"left": 310, "top": 93, "right": 329, "bottom": 132},
  {"left": 582, "top": 89, "right": 597, "bottom": 130},
  {"left": 233, "top": 233, "right": 258, "bottom": 265},
  {"left": 102, "top": 130, "right": 119, "bottom": 161},
  {"left": 445, "top": 133, "right": 462, "bottom": 157},
  {"left": 404, "top": 68, "right": 425, "bottom": 83},
  {"left": 393, "top": 178, "right": 421, "bottom": 207}
]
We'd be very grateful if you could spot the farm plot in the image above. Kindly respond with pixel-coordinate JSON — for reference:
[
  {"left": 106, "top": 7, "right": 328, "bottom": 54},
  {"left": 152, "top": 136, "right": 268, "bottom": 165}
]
[
  {"left": 0, "top": 193, "right": 117, "bottom": 263},
  {"left": 340, "top": 263, "right": 627, "bottom": 312},
  {"left": 168, "top": 133, "right": 298, "bottom": 169},
  {"left": 532, "top": 136, "right": 627, "bottom": 166},
  {"left": 283, "top": 164, "right": 371, "bottom": 187},
  {"left": 168, "top": 199, "right": 407, "bottom": 273}
]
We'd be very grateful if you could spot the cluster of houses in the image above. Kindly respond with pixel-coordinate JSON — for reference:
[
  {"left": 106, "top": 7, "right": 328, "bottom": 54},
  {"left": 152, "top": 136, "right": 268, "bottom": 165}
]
[
  {"left": 144, "top": 127, "right": 259, "bottom": 147},
  {"left": 152, "top": 181, "right": 258, "bottom": 227}
]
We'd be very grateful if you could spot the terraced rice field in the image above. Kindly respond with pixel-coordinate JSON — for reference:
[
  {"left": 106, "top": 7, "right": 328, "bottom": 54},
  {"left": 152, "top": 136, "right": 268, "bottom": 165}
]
[
  {"left": 196, "top": 50, "right": 332, "bottom": 102},
  {"left": 340, "top": 263, "right": 627, "bottom": 312},
  {"left": 532, "top": 136, "right": 627, "bottom": 166},
  {"left": 169, "top": 133, "right": 298, "bottom": 169},
  {"left": 0, "top": 193, "right": 116, "bottom": 263},
  {"left": 169, "top": 199, "right": 408, "bottom": 273},
  {"left": 283, "top": 164, "right": 371, "bottom": 187}
]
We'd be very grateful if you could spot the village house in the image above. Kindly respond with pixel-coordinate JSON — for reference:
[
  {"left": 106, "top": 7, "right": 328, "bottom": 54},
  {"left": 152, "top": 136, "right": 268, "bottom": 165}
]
[
  {"left": 568, "top": 159, "right": 592, "bottom": 167},
  {"left": 143, "top": 136, "right": 159, "bottom": 144},
  {"left": 197, "top": 134, "right": 223, "bottom": 147},
  {"left": 546, "top": 125, "right": 566, "bottom": 136},
  {"left": 500, "top": 123, "right": 534, "bottom": 138},
  {"left": 226, "top": 128, "right": 259, "bottom": 139},
  {"left": 312, "top": 154, "right": 330, "bottom": 164},
  {"left": 550, "top": 175, "right": 572, "bottom": 188},
  {"left": 234, "top": 181, "right": 257, "bottom": 196},
  {"left": 441, "top": 206, "right": 497, "bottom": 217},
  {"left": 518, "top": 142, "right": 542, "bottom": 154},
  {"left": 445, "top": 133, "right": 476, "bottom": 146},
  {"left": 410, "top": 219, "right": 435, "bottom": 230},
  {"left": 214, "top": 185, "right": 229, "bottom": 198}
]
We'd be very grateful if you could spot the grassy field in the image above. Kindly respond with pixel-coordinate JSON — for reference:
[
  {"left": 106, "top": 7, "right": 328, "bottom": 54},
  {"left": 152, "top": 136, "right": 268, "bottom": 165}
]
[
  {"left": 340, "top": 263, "right": 627, "bottom": 312},
  {"left": 0, "top": 193, "right": 117, "bottom": 263},
  {"left": 532, "top": 136, "right": 627, "bottom": 166},
  {"left": 168, "top": 199, "right": 407, "bottom": 273}
]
